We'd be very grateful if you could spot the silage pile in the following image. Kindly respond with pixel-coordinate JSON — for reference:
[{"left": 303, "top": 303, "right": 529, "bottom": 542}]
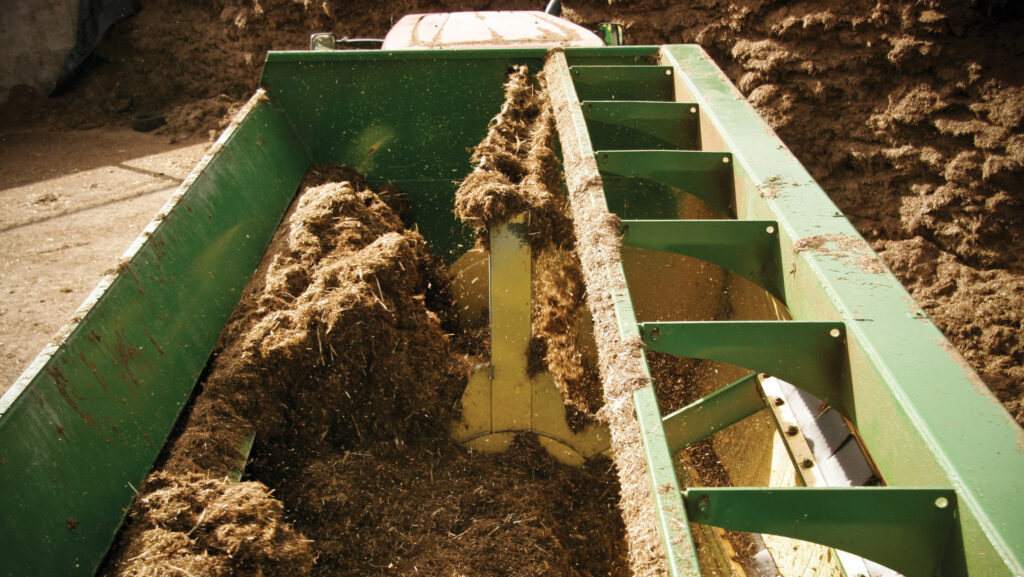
[
  {"left": 104, "top": 163, "right": 627, "bottom": 577},
  {"left": 104, "top": 164, "right": 457, "bottom": 576}
]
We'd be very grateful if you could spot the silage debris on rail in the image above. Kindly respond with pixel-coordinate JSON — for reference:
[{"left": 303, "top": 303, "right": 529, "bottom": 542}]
[
  {"left": 542, "top": 51, "right": 675, "bottom": 577},
  {"left": 454, "top": 64, "right": 603, "bottom": 426}
]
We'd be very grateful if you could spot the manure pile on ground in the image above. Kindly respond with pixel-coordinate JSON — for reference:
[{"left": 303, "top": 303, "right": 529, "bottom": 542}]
[{"left": 102, "top": 164, "right": 626, "bottom": 576}]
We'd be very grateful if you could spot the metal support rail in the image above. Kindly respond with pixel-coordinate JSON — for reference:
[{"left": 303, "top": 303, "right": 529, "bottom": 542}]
[
  {"left": 547, "top": 45, "right": 1024, "bottom": 577},
  {"left": 545, "top": 50, "right": 701, "bottom": 576}
]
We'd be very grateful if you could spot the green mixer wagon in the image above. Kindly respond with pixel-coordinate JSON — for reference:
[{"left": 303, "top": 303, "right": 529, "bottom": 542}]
[{"left": 1, "top": 11, "right": 1022, "bottom": 577}]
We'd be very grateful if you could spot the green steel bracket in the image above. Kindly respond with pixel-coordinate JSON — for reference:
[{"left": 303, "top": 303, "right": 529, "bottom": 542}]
[
  {"left": 639, "top": 321, "right": 848, "bottom": 416},
  {"left": 621, "top": 219, "right": 785, "bottom": 302},
  {"left": 582, "top": 101, "right": 701, "bottom": 150},
  {"left": 226, "top": 431, "right": 256, "bottom": 482},
  {"left": 611, "top": 281, "right": 702, "bottom": 576},
  {"left": 659, "top": 45, "right": 1023, "bottom": 575},
  {"left": 682, "top": 487, "right": 963, "bottom": 577},
  {"left": 596, "top": 150, "right": 735, "bottom": 217},
  {"left": 661, "top": 372, "right": 764, "bottom": 453},
  {"left": 602, "top": 177, "right": 691, "bottom": 220},
  {"left": 598, "top": 23, "right": 624, "bottom": 46},
  {"left": 569, "top": 65, "right": 675, "bottom": 101},
  {"left": 636, "top": 385, "right": 702, "bottom": 577}
]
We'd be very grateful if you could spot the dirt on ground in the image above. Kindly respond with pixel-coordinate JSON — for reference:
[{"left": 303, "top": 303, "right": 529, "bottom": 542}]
[
  {"left": 101, "top": 164, "right": 627, "bottom": 577},
  {"left": 0, "top": 130, "right": 207, "bottom": 392}
]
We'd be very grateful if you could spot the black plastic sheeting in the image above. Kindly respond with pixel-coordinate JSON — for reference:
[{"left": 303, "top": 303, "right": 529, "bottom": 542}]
[{"left": 51, "top": 0, "right": 139, "bottom": 96}]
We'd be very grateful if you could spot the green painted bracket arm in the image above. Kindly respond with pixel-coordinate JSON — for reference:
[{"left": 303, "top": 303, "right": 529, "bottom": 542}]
[
  {"left": 682, "top": 486, "right": 962, "bottom": 577},
  {"left": 639, "top": 321, "right": 847, "bottom": 416},
  {"left": 661, "top": 372, "right": 764, "bottom": 453},
  {"left": 596, "top": 150, "right": 734, "bottom": 216},
  {"left": 226, "top": 431, "right": 256, "bottom": 483},
  {"left": 659, "top": 44, "right": 1023, "bottom": 575},
  {"left": 611, "top": 283, "right": 702, "bottom": 576},
  {"left": 582, "top": 101, "right": 701, "bottom": 150},
  {"left": 621, "top": 219, "right": 785, "bottom": 302},
  {"left": 635, "top": 386, "right": 702, "bottom": 577},
  {"left": 569, "top": 65, "right": 675, "bottom": 101}
]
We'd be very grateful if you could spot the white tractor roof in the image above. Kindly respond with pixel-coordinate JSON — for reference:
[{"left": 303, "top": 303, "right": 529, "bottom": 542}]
[{"left": 382, "top": 11, "right": 603, "bottom": 50}]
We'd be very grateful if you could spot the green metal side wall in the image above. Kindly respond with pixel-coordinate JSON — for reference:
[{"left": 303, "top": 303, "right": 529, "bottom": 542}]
[
  {"left": 258, "top": 48, "right": 656, "bottom": 262},
  {"left": 658, "top": 45, "right": 1024, "bottom": 576},
  {"left": 0, "top": 93, "right": 310, "bottom": 577}
]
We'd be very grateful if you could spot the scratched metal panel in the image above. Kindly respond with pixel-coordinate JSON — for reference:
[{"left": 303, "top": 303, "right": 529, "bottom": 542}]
[{"left": 0, "top": 92, "right": 309, "bottom": 577}]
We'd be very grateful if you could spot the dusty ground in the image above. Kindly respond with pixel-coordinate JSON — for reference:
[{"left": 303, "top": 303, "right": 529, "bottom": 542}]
[
  {"left": 0, "top": 129, "right": 206, "bottom": 393},
  {"left": 2, "top": 0, "right": 1019, "bottom": 420}
]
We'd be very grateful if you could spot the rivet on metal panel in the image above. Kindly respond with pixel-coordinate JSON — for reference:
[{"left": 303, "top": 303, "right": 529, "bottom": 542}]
[
  {"left": 689, "top": 106, "right": 697, "bottom": 114},
  {"left": 829, "top": 328, "right": 841, "bottom": 338},
  {"left": 651, "top": 327, "right": 660, "bottom": 342},
  {"left": 665, "top": 69, "right": 672, "bottom": 75},
  {"left": 786, "top": 425, "right": 798, "bottom": 436},
  {"left": 766, "top": 225, "right": 775, "bottom": 234},
  {"left": 773, "top": 397, "right": 785, "bottom": 406},
  {"left": 801, "top": 459, "right": 814, "bottom": 469},
  {"left": 935, "top": 497, "right": 949, "bottom": 509},
  {"left": 698, "top": 495, "right": 710, "bottom": 513},
  {"left": 722, "top": 156, "right": 730, "bottom": 163}
]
